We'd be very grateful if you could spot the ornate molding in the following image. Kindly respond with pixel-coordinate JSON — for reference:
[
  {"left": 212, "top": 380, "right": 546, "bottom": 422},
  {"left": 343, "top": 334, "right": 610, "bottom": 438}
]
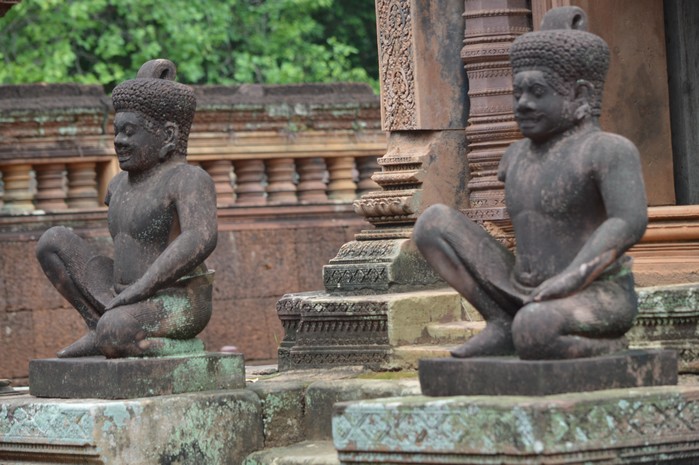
[{"left": 376, "top": 0, "right": 417, "bottom": 131}]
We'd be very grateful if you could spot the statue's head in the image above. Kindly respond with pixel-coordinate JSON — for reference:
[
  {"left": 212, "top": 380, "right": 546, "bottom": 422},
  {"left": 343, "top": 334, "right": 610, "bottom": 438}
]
[
  {"left": 111, "top": 59, "right": 196, "bottom": 172},
  {"left": 509, "top": 7, "right": 609, "bottom": 142}
]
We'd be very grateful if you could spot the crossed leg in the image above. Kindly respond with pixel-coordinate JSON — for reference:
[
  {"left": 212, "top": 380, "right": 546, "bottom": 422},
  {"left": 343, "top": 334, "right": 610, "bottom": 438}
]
[
  {"left": 36, "top": 226, "right": 114, "bottom": 357},
  {"left": 512, "top": 273, "right": 636, "bottom": 359},
  {"left": 414, "top": 204, "right": 525, "bottom": 358}
]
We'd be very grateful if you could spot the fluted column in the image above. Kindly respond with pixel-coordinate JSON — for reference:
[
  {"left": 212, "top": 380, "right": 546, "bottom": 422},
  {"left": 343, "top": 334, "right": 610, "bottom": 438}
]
[
  {"left": 202, "top": 159, "right": 235, "bottom": 207},
  {"left": 1, "top": 164, "right": 34, "bottom": 213},
  {"left": 297, "top": 157, "right": 329, "bottom": 203},
  {"left": 233, "top": 159, "right": 266, "bottom": 205},
  {"left": 461, "top": 0, "right": 531, "bottom": 247},
  {"left": 34, "top": 163, "right": 68, "bottom": 211},
  {"left": 326, "top": 157, "right": 357, "bottom": 201},
  {"left": 266, "top": 158, "right": 298, "bottom": 204},
  {"left": 66, "top": 162, "right": 99, "bottom": 209}
]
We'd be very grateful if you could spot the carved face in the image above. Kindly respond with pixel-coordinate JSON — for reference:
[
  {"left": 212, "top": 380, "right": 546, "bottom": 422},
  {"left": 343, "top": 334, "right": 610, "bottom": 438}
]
[
  {"left": 513, "top": 70, "right": 576, "bottom": 143},
  {"left": 113, "top": 112, "right": 165, "bottom": 173}
]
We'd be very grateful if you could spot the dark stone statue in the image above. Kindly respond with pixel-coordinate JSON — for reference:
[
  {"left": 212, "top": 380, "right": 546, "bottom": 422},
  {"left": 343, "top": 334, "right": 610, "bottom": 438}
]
[
  {"left": 36, "top": 59, "right": 218, "bottom": 358},
  {"left": 414, "top": 8, "right": 648, "bottom": 360}
]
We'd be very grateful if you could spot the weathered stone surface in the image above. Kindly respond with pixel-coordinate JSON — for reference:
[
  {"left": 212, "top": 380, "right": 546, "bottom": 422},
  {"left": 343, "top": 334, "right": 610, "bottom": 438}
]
[
  {"left": 419, "top": 349, "right": 677, "bottom": 397},
  {"left": 244, "top": 440, "right": 339, "bottom": 465},
  {"left": 0, "top": 389, "right": 263, "bottom": 465},
  {"left": 630, "top": 283, "right": 699, "bottom": 371},
  {"left": 333, "top": 385, "right": 699, "bottom": 464},
  {"left": 0, "top": 310, "right": 33, "bottom": 379},
  {"left": 248, "top": 380, "right": 308, "bottom": 448},
  {"left": 305, "top": 379, "right": 419, "bottom": 441},
  {"left": 29, "top": 352, "right": 245, "bottom": 399}
]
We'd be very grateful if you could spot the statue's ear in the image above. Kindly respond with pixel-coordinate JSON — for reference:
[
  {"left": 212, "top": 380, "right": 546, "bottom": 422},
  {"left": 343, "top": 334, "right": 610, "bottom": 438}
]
[
  {"left": 159, "top": 122, "right": 179, "bottom": 160},
  {"left": 574, "top": 79, "right": 593, "bottom": 121}
]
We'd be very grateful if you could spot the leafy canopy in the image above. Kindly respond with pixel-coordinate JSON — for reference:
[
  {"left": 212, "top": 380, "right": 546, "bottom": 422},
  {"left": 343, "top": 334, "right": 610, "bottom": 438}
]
[{"left": 0, "top": 0, "right": 378, "bottom": 92}]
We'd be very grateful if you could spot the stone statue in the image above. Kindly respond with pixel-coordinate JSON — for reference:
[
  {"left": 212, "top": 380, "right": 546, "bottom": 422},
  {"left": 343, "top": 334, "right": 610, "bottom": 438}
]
[
  {"left": 36, "top": 59, "right": 218, "bottom": 358},
  {"left": 413, "top": 7, "right": 648, "bottom": 360}
]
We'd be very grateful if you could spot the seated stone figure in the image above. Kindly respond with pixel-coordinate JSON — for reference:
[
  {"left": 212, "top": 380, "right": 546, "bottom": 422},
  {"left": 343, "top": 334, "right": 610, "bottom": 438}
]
[
  {"left": 36, "top": 59, "right": 217, "bottom": 358},
  {"left": 414, "top": 9, "right": 648, "bottom": 360}
]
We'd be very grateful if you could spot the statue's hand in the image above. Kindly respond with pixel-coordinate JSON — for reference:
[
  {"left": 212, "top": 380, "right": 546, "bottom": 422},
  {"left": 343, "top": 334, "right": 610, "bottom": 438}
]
[
  {"left": 527, "top": 268, "right": 586, "bottom": 303},
  {"left": 105, "top": 281, "right": 148, "bottom": 310}
]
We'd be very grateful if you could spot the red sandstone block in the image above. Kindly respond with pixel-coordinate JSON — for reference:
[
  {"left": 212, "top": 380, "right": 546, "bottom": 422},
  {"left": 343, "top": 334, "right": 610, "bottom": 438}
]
[
  {"left": 200, "top": 297, "right": 281, "bottom": 361},
  {"left": 32, "top": 308, "right": 85, "bottom": 360},
  {"left": 0, "top": 310, "right": 33, "bottom": 379}
]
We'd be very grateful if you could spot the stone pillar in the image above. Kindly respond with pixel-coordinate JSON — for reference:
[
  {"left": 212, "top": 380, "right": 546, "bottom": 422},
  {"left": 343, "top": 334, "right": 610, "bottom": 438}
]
[
  {"left": 326, "top": 157, "right": 357, "bottom": 201},
  {"left": 276, "top": 0, "right": 470, "bottom": 370},
  {"left": 233, "top": 159, "right": 266, "bottom": 205},
  {"left": 265, "top": 158, "right": 298, "bottom": 204},
  {"left": 1, "top": 163, "right": 34, "bottom": 213},
  {"left": 461, "top": 0, "right": 531, "bottom": 247},
  {"left": 66, "top": 162, "right": 99, "bottom": 209},
  {"left": 202, "top": 159, "right": 235, "bottom": 207},
  {"left": 297, "top": 157, "right": 329, "bottom": 203},
  {"left": 323, "top": 0, "right": 470, "bottom": 292},
  {"left": 34, "top": 163, "right": 68, "bottom": 211}
]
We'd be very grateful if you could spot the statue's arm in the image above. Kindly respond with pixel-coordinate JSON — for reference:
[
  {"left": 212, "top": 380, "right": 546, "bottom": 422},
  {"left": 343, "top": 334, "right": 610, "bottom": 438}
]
[
  {"left": 106, "top": 167, "right": 218, "bottom": 309},
  {"left": 530, "top": 135, "right": 648, "bottom": 302}
]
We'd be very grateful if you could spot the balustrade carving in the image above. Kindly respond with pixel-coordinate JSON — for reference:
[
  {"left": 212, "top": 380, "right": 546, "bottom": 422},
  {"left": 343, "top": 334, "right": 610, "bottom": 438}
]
[{"left": 0, "top": 83, "right": 384, "bottom": 213}]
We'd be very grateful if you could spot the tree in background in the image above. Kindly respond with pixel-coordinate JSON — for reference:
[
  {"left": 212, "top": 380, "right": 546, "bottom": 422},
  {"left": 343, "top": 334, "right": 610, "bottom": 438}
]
[{"left": 0, "top": 0, "right": 378, "bottom": 92}]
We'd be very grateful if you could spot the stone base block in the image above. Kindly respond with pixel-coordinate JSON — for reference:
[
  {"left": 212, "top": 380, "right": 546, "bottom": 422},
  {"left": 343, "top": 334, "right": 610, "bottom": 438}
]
[
  {"left": 419, "top": 349, "right": 678, "bottom": 396},
  {"left": 333, "top": 385, "right": 699, "bottom": 464},
  {"left": 277, "top": 288, "right": 462, "bottom": 370},
  {"left": 29, "top": 352, "right": 245, "bottom": 399},
  {"left": 0, "top": 389, "right": 263, "bottom": 465}
]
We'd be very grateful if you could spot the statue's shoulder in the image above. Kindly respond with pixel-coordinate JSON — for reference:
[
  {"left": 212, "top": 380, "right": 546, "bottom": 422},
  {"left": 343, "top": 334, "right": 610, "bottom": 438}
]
[
  {"left": 584, "top": 130, "right": 640, "bottom": 162},
  {"left": 164, "top": 162, "right": 216, "bottom": 192},
  {"left": 498, "top": 139, "right": 529, "bottom": 182}
]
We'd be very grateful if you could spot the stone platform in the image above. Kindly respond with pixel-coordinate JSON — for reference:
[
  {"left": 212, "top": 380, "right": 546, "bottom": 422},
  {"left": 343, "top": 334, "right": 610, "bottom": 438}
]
[
  {"left": 332, "top": 385, "right": 699, "bottom": 465},
  {"left": 29, "top": 352, "right": 245, "bottom": 399},
  {"left": 0, "top": 388, "right": 262, "bottom": 465},
  {"left": 419, "top": 349, "right": 678, "bottom": 396}
]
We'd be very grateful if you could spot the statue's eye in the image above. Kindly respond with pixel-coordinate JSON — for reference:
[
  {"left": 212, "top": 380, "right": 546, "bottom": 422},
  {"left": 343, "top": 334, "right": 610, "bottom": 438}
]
[
  {"left": 123, "top": 125, "right": 136, "bottom": 136},
  {"left": 532, "top": 85, "right": 545, "bottom": 97}
]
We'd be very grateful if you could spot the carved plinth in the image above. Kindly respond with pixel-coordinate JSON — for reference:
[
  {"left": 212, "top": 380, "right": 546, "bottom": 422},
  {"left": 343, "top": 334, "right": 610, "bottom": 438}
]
[
  {"left": 419, "top": 349, "right": 677, "bottom": 397},
  {"left": 277, "top": 289, "right": 463, "bottom": 370},
  {"left": 322, "top": 238, "right": 440, "bottom": 293},
  {"left": 629, "top": 283, "right": 699, "bottom": 371},
  {"left": 0, "top": 389, "right": 262, "bottom": 465},
  {"left": 333, "top": 386, "right": 699, "bottom": 464},
  {"left": 29, "top": 352, "right": 244, "bottom": 399}
]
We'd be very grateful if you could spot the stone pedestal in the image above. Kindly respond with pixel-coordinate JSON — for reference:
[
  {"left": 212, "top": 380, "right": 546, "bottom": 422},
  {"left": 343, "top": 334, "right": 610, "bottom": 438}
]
[
  {"left": 333, "top": 385, "right": 699, "bottom": 464},
  {"left": 419, "top": 349, "right": 677, "bottom": 396},
  {"left": 29, "top": 352, "right": 244, "bottom": 399},
  {"left": 0, "top": 389, "right": 262, "bottom": 464},
  {"left": 277, "top": 289, "right": 463, "bottom": 370}
]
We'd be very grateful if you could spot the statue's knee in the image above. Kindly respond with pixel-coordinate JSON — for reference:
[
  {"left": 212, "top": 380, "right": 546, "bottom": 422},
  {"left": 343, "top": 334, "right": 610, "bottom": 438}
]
[
  {"left": 414, "top": 204, "right": 451, "bottom": 249},
  {"left": 512, "top": 303, "right": 562, "bottom": 357},
  {"left": 36, "top": 226, "right": 72, "bottom": 260},
  {"left": 95, "top": 310, "right": 144, "bottom": 357}
]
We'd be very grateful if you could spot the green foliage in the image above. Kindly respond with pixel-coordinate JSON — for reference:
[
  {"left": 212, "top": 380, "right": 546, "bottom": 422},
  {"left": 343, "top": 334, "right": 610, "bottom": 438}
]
[{"left": 0, "top": 0, "right": 378, "bottom": 92}]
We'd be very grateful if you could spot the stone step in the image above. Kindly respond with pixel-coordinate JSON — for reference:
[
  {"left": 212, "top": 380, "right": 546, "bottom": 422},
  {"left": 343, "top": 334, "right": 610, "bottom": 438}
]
[
  {"left": 391, "top": 344, "right": 458, "bottom": 370},
  {"left": 425, "top": 320, "right": 486, "bottom": 343},
  {"left": 244, "top": 440, "right": 339, "bottom": 465}
]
